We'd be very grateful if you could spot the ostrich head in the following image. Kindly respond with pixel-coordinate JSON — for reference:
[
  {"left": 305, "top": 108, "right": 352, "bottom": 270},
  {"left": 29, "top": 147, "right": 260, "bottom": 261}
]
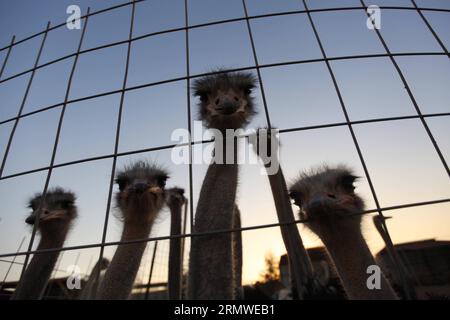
[
  {"left": 98, "top": 257, "right": 110, "bottom": 270},
  {"left": 115, "top": 161, "right": 169, "bottom": 224},
  {"left": 193, "top": 70, "right": 257, "bottom": 130},
  {"left": 165, "top": 187, "right": 186, "bottom": 209},
  {"left": 289, "top": 165, "right": 365, "bottom": 236},
  {"left": 26, "top": 188, "right": 77, "bottom": 233}
]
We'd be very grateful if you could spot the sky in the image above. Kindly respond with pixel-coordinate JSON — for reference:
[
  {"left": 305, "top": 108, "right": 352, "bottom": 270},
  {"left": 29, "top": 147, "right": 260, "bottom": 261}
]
[{"left": 0, "top": 0, "right": 449, "bottom": 289}]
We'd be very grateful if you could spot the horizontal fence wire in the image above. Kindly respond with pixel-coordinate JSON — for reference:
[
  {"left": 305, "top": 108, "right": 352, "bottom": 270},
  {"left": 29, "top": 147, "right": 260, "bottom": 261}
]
[
  {"left": 1, "top": 2, "right": 450, "bottom": 54},
  {"left": 0, "top": 0, "right": 146, "bottom": 53},
  {"left": 0, "top": 0, "right": 449, "bottom": 293},
  {"left": 0, "top": 258, "right": 90, "bottom": 279},
  {"left": 0, "top": 197, "right": 449, "bottom": 260},
  {"left": 1, "top": 4, "right": 449, "bottom": 86},
  {"left": 0, "top": 51, "right": 448, "bottom": 130},
  {"left": 1, "top": 110, "right": 448, "bottom": 183}
]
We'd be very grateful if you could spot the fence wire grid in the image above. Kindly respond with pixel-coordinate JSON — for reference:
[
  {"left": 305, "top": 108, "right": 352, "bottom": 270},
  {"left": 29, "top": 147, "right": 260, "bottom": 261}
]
[{"left": 0, "top": 0, "right": 449, "bottom": 299}]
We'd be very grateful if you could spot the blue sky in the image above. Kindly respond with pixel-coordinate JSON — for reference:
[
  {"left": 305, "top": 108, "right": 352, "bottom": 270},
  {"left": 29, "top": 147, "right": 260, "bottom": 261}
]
[{"left": 0, "top": 0, "right": 449, "bottom": 287}]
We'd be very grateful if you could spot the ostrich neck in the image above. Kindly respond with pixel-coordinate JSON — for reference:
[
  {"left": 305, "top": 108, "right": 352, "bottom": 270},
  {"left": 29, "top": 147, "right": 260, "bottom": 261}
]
[
  {"left": 97, "top": 218, "right": 153, "bottom": 300},
  {"left": 168, "top": 202, "right": 183, "bottom": 300},
  {"left": 79, "top": 259, "right": 104, "bottom": 300},
  {"left": 232, "top": 206, "right": 243, "bottom": 299},
  {"left": 266, "top": 166, "right": 315, "bottom": 298},
  {"left": 320, "top": 224, "right": 397, "bottom": 300},
  {"left": 188, "top": 136, "right": 239, "bottom": 300},
  {"left": 12, "top": 227, "right": 69, "bottom": 300}
]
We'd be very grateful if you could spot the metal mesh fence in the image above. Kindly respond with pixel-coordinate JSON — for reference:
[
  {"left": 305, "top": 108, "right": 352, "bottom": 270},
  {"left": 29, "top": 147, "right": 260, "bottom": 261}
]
[{"left": 0, "top": 0, "right": 449, "bottom": 299}]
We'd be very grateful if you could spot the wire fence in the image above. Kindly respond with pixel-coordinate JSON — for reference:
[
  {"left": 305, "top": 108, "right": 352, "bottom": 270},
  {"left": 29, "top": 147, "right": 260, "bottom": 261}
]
[{"left": 0, "top": 0, "right": 449, "bottom": 299}]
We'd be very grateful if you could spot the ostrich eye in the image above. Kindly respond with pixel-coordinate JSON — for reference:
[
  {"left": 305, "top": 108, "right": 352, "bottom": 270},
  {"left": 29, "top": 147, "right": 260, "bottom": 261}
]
[
  {"left": 156, "top": 176, "right": 167, "bottom": 188},
  {"left": 245, "top": 88, "right": 252, "bottom": 95},
  {"left": 199, "top": 93, "right": 208, "bottom": 103},
  {"left": 289, "top": 191, "right": 302, "bottom": 207},
  {"left": 60, "top": 200, "right": 73, "bottom": 210},
  {"left": 341, "top": 175, "right": 356, "bottom": 192},
  {"left": 116, "top": 179, "right": 128, "bottom": 191}
]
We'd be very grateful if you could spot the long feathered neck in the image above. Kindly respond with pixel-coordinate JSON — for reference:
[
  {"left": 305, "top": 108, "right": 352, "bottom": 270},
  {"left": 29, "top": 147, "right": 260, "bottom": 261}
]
[
  {"left": 253, "top": 132, "right": 316, "bottom": 298},
  {"left": 319, "top": 221, "right": 398, "bottom": 300},
  {"left": 168, "top": 201, "right": 183, "bottom": 300},
  {"left": 188, "top": 130, "right": 240, "bottom": 299},
  {"left": 78, "top": 259, "right": 106, "bottom": 300},
  {"left": 97, "top": 214, "right": 155, "bottom": 300},
  {"left": 12, "top": 226, "right": 70, "bottom": 300},
  {"left": 265, "top": 166, "right": 316, "bottom": 299},
  {"left": 232, "top": 206, "right": 243, "bottom": 299}
]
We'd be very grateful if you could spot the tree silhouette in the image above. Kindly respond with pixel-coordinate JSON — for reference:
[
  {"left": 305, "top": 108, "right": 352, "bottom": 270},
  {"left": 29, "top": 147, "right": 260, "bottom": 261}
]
[{"left": 260, "top": 252, "right": 280, "bottom": 282}]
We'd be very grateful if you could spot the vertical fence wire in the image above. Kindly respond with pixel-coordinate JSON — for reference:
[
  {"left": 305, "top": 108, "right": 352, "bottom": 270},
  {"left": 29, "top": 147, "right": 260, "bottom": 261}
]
[
  {"left": 364, "top": 0, "right": 450, "bottom": 293},
  {"left": 0, "top": 36, "right": 16, "bottom": 79},
  {"left": 242, "top": 0, "right": 272, "bottom": 128},
  {"left": 363, "top": 0, "right": 450, "bottom": 296},
  {"left": 301, "top": 1, "right": 386, "bottom": 216},
  {"left": 181, "top": 198, "right": 189, "bottom": 272},
  {"left": 184, "top": 0, "right": 195, "bottom": 235},
  {"left": 411, "top": 0, "right": 449, "bottom": 57},
  {"left": 145, "top": 240, "right": 158, "bottom": 300},
  {"left": 84, "top": 255, "right": 93, "bottom": 279},
  {"left": 0, "top": 236, "right": 25, "bottom": 290},
  {"left": 1, "top": 21, "right": 52, "bottom": 278},
  {"left": 0, "top": 0, "right": 449, "bottom": 299},
  {"left": 19, "top": 8, "right": 92, "bottom": 280},
  {"left": 301, "top": 0, "right": 415, "bottom": 297},
  {"left": 0, "top": 23, "right": 50, "bottom": 178},
  {"left": 94, "top": 0, "right": 136, "bottom": 297},
  {"left": 360, "top": 0, "right": 449, "bottom": 178},
  {"left": 43, "top": 251, "right": 65, "bottom": 298}
]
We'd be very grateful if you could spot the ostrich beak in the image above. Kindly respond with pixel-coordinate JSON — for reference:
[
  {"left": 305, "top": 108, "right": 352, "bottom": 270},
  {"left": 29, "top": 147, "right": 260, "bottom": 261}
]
[
  {"left": 131, "top": 180, "right": 149, "bottom": 193},
  {"left": 41, "top": 210, "right": 66, "bottom": 221},
  {"left": 26, "top": 209, "right": 66, "bottom": 224},
  {"left": 149, "top": 186, "right": 163, "bottom": 195},
  {"left": 305, "top": 193, "right": 334, "bottom": 214},
  {"left": 25, "top": 213, "right": 36, "bottom": 225},
  {"left": 216, "top": 94, "right": 238, "bottom": 115}
]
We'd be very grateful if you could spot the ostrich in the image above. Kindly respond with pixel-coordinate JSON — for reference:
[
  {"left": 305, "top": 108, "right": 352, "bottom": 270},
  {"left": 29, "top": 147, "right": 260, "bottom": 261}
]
[
  {"left": 188, "top": 70, "right": 257, "bottom": 300},
  {"left": 251, "top": 128, "right": 319, "bottom": 299},
  {"left": 78, "top": 257, "right": 109, "bottom": 300},
  {"left": 166, "top": 187, "right": 187, "bottom": 300},
  {"left": 96, "top": 161, "right": 168, "bottom": 300},
  {"left": 289, "top": 165, "right": 398, "bottom": 300},
  {"left": 12, "top": 188, "right": 77, "bottom": 300}
]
